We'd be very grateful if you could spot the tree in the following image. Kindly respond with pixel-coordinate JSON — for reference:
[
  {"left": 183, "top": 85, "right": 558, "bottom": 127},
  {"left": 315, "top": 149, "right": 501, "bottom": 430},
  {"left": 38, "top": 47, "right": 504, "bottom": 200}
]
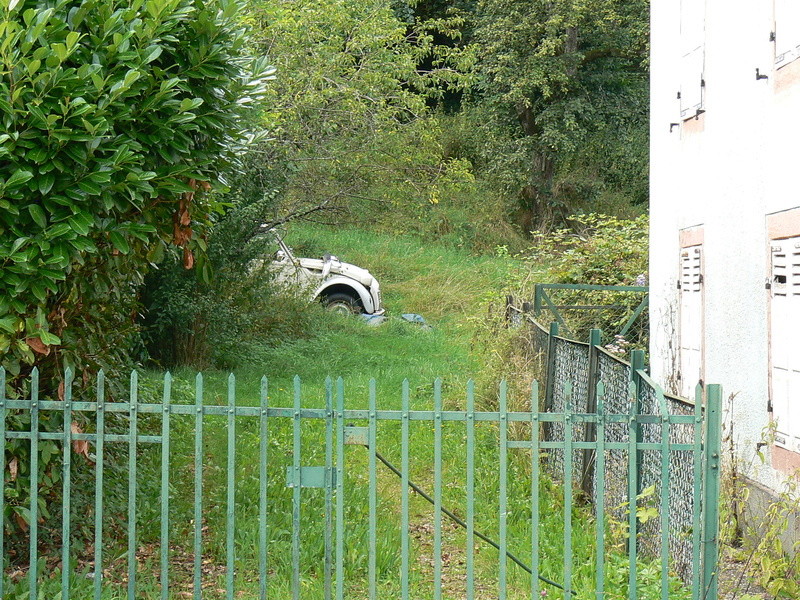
[
  {"left": 248, "top": 0, "right": 474, "bottom": 229},
  {"left": 469, "top": 0, "right": 649, "bottom": 229},
  {"left": 0, "top": 0, "right": 272, "bottom": 387}
]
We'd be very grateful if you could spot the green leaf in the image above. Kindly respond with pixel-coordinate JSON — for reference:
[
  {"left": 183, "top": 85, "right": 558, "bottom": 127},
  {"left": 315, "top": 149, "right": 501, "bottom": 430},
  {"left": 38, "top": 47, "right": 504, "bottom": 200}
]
[
  {"left": 28, "top": 204, "right": 47, "bottom": 228},
  {"left": 143, "top": 45, "right": 162, "bottom": 63},
  {"left": 0, "top": 316, "right": 17, "bottom": 333},
  {"left": 29, "top": 281, "right": 47, "bottom": 302},
  {"left": 109, "top": 231, "right": 130, "bottom": 254},
  {"left": 38, "top": 172, "right": 55, "bottom": 194},
  {"left": 39, "top": 330, "right": 61, "bottom": 345},
  {"left": 5, "top": 169, "right": 33, "bottom": 189},
  {"left": 45, "top": 222, "right": 73, "bottom": 239}
]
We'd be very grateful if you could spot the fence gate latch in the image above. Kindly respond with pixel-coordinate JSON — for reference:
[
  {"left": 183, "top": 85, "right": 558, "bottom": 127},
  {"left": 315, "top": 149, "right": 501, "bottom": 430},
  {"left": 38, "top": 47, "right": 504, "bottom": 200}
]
[{"left": 285, "top": 466, "right": 336, "bottom": 488}]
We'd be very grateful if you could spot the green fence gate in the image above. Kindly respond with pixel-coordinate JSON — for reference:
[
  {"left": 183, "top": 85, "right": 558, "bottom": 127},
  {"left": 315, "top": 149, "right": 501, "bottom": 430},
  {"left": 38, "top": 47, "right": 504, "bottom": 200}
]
[{"left": 0, "top": 366, "right": 721, "bottom": 599}]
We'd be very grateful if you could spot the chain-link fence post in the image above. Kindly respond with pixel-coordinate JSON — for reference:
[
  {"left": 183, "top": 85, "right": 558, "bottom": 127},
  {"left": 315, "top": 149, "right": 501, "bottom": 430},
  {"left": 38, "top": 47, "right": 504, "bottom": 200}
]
[{"left": 581, "top": 329, "right": 602, "bottom": 497}]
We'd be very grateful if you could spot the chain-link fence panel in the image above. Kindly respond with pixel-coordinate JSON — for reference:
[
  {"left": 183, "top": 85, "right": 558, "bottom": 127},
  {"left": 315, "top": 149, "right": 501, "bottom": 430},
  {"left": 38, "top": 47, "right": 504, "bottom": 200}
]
[
  {"left": 595, "top": 350, "right": 632, "bottom": 523},
  {"left": 524, "top": 313, "right": 700, "bottom": 586},
  {"left": 666, "top": 394, "right": 697, "bottom": 583},
  {"left": 546, "top": 337, "right": 590, "bottom": 483}
]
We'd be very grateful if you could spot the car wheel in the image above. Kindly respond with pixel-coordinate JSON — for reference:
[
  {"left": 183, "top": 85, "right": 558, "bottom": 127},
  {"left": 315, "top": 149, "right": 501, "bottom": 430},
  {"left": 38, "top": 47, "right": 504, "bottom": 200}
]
[{"left": 323, "top": 293, "right": 361, "bottom": 315}]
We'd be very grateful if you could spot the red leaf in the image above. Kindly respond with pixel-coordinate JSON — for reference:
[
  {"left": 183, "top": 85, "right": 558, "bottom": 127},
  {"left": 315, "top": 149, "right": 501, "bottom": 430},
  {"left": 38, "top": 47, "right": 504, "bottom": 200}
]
[
  {"left": 25, "top": 337, "right": 50, "bottom": 356},
  {"left": 13, "top": 512, "right": 28, "bottom": 533},
  {"left": 71, "top": 422, "right": 91, "bottom": 461},
  {"left": 183, "top": 247, "right": 195, "bottom": 269}
]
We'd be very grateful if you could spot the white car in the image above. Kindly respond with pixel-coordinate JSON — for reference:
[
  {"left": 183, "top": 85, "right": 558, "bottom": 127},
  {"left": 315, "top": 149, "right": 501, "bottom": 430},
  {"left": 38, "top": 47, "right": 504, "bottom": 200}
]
[{"left": 265, "top": 229, "right": 385, "bottom": 316}]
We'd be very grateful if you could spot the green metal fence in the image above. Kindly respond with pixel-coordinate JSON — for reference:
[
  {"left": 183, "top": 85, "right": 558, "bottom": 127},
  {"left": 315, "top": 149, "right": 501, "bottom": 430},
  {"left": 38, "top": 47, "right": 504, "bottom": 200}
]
[
  {"left": 529, "top": 319, "right": 721, "bottom": 594},
  {"left": 531, "top": 283, "right": 649, "bottom": 349},
  {"left": 0, "top": 364, "right": 720, "bottom": 599}
]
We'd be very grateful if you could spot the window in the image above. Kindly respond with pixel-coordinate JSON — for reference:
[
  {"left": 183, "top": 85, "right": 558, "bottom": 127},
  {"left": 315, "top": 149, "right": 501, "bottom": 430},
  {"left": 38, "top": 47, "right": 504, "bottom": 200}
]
[
  {"left": 775, "top": 0, "right": 800, "bottom": 68},
  {"left": 769, "top": 238, "right": 800, "bottom": 452},
  {"left": 679, "top": 0, "right": 705, "bottom": 119},
  {"left": 679, "top": 245, "right": 703, "bottom": 398}
]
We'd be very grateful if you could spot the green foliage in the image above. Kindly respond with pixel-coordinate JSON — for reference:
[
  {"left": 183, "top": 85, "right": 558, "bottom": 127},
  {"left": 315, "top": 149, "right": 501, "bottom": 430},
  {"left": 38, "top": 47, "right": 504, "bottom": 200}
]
[
  {"left": 0, "top": 0, "right": 271, "bottom": 565},
  {"left": 721, "top": 429, "right": 800, "bottom": 599},
  {"left": 468, "top": 0, "right": 649, "bottom": 226},
  {"left": 0, "top": 0, "right": 272, "bottom": 384},
  {"left": 248, "top": 0, "right": 475, "bottom": 229},
  {"left": 522, "top": 213, "right": 649, "bottom": 350},
  {"left": 526, "top": 213, "right": 648, "bottom": 286},
  {"left": 142, "top": 216, "right": 319, "bottom": 370}
]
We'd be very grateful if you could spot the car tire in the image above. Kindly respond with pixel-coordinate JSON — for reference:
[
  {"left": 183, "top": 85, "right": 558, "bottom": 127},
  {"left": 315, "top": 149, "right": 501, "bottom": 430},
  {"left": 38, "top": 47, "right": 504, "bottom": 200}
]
[{"left": 323, "top": 293, "right": 361, "bottom": 315}]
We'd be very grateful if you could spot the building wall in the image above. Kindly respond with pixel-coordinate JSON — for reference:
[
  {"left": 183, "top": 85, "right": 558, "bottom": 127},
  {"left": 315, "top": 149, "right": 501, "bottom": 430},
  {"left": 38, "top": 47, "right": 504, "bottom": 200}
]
[{"left": 650, "top": 0, "right": 800, "bottom": 493}]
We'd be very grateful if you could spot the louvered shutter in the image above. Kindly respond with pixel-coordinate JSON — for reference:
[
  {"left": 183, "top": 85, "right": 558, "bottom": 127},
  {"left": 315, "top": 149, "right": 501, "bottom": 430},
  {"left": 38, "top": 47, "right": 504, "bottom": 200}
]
[
  {"left": 770, "top": 238, "right": 800, "bottom": 450},
  {"left": 679, "top": 246, "right": 703, "bottom": 398}
]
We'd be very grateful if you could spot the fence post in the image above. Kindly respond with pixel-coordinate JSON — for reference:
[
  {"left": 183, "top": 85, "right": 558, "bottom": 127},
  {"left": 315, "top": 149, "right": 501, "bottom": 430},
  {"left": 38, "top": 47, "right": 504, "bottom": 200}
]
[
  {"left": 581, "top": 329, "right": 602, "bottom": 497},
  {"left": 544, "top": 321, "right": 559, "bottom": 413},
  {"left": 533, "top": 285, "right": 542, "bottom": 317},
  {"left": 702, "top": 384, "right": 722, "bottom": 600},
  {"left": 629, "top": 350, "right": 645, "bottom": 493}
]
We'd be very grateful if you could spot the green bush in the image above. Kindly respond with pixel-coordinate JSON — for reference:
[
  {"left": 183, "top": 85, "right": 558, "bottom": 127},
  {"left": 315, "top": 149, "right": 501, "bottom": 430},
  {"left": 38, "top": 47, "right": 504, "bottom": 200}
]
[
  {"left": 0, "top": 0, "right": 272, "bottom": 387},
  {"left": 0, "top": 0, "right": 271, "bottom": 561}
]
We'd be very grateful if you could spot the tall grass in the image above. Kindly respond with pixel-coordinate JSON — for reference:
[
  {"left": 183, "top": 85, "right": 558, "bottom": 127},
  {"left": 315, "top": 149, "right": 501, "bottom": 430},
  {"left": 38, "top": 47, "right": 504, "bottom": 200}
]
[{"left": 5, "top": 224, "right": 689, "bottom": 598}]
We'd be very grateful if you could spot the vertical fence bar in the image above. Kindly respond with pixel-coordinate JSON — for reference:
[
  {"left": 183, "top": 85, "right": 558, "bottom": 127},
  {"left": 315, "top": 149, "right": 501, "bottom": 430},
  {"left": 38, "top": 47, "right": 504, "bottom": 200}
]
[
  {"left": 499, "top": 380, "right": 508, "bottom": 600},
  {"left": 594, "top": 381, "right": 606, "bottom": 600},
  {"left": 260, "top": 376, "right": 269, "bottom": 600},
  {"left": 563, "top": 381, "right": 573, "bottom": 600},
  {"left": 657, "top": 390, "right": 670, "bottom": 600},
  {"left": 94, "top": 371, "right": 105, "bottom": 600},
  {"left": 160, "top": 373, "right": 172, "bottom": 600},
  {"left": 335, "top": 378, "right": 345, "bottom": 600},
  {"left": 62, "top": 367, "right": 74, "bottom": 599},
  {"left": 691, "top": 383, "right": 703, "bottom": 600},
  {"left": 582, "top": 329, "right": 602, "bottom": 496},
  {"left": 324, "top": 378, "right": 333, "bottom": 600},
  {"left": 531, "top": 381, "right": 540, "bottom": 600},
  {"left": 193, "top": 373, "right": 204, "bottom": 600},
  {"left": 544, "top": 322, "right": 560, "bottom": 413},
  {"left": 30, "top": 368, "right": 40, "bottom": 599},
  {"left": 627, "top": 381, "right": 639, "bottom": 600},
  {"left": 0, "top": 368, "right": 4, "bottom": 600},
  {"left": 702, "top": 384, "right": 722, "bottom": 600},
  {"left": 128, "top": 370, "right": 139, "bottom": 600},
  {"left": 368, "top": 379, "right": 377, "bottom": 600},
  {"left": 401, "top": 379, "right": 411, "bottom": 600},
  {"left": 434, "top": 378, "right": 443, "bottom": 600},
  {"left": 466, "top": 380, "right": 475, "bottom": 600},
  {"left": 226, "top": 374, "right": 236, "bottom": 600},
  {"left": 292, "top": 376, "right": 302, "bottom": 600},
  {"left": 630, "top": 351, "right": 646, "bottom": 494}
]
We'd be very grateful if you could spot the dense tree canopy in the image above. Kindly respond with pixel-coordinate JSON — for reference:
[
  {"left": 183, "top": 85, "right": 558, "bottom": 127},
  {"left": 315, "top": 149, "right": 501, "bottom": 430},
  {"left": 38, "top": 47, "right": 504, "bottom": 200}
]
[{"left": 469, "top": 0, "right": 649, "bottom": 227}]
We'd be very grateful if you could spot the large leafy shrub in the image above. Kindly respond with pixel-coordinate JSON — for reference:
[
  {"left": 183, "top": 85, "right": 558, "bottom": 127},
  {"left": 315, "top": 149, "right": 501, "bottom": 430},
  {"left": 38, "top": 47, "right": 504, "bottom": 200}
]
[
  {"left": 0, "top": 0, "right": 271, "bottom": 558},
  {"left": 0, "top": 0, "right": 272, "bottom": 388}
]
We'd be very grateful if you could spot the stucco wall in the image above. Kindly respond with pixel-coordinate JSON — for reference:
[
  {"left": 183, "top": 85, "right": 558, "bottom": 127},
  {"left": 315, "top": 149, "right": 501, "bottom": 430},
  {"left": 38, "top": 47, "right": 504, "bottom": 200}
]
[{"left": 650, "top": 0, "right": 800, "bottom": 492}]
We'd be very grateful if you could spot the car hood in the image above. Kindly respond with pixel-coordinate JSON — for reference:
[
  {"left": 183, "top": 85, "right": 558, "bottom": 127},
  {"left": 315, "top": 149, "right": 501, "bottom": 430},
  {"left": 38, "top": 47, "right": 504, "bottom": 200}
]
[{"left": 297, "top": 258, "right": 375, "bottom": 287}]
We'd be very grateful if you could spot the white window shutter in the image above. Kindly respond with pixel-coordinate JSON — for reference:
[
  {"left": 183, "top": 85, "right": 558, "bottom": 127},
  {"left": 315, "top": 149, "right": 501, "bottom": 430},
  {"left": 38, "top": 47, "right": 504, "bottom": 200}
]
[
  {"left": 775, "top": 0, "right": 800, "bottom": 68},
  {"left": 679, "top": 246, "right": 703, "bottom": 398},
  {"left": 679, "top": 0, "right": 705, "bottom": 118},
  {"left": 771, "top": 238, "right": 800, "bottom": 451}
]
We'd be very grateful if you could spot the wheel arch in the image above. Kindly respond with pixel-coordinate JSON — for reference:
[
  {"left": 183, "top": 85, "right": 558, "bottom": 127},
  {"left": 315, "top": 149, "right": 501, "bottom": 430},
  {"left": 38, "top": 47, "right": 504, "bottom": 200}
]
[{"left": 314, "top": 278, "right": 374, "bottom": 313}]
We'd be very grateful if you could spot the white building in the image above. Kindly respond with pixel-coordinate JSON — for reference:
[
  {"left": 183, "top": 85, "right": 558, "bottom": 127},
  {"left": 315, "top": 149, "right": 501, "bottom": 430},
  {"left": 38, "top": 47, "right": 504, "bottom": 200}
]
[{"left": 650, "top": 0, "right": 800, "bottom": 505}]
